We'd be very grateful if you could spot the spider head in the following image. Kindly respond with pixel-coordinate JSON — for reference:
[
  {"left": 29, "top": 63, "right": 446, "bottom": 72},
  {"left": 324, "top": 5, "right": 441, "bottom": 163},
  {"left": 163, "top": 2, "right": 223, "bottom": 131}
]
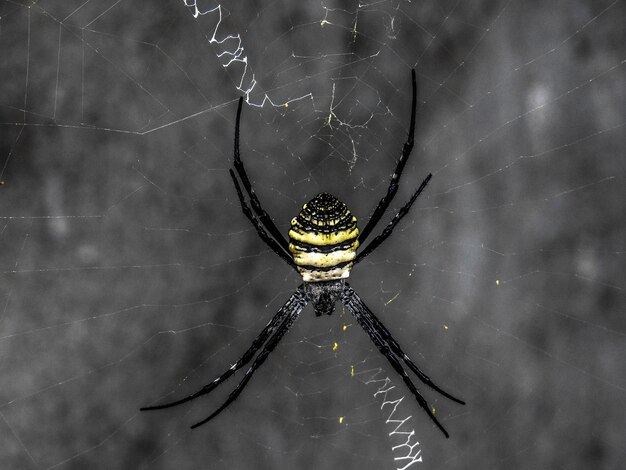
[
  {"left": 288, "top": 193, "right": 360, "bottom": 282},
  {"left": 304, "top": 280, "right": 344, "bottom": 316}
]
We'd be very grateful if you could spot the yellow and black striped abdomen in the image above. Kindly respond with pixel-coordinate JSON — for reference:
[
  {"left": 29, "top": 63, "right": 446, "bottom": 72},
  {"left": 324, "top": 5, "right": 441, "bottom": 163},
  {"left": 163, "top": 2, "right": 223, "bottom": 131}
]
[{"left": 289, "top": 193, "right": 359, "bottom": 282}]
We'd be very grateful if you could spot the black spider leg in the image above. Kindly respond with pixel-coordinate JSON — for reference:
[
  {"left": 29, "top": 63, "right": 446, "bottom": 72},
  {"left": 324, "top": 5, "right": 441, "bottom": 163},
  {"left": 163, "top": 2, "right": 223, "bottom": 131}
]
[
  {"left": 232, "top": 96, "right": 291, "bottom": 253},
  {"left": 353, "top": 173, "right": 432, "bottom": 265},
  {"left": 190, "top": 291, "right": 307, "bottom": 429},
  {"left": 349, "top": 286, "right": 464, "bottom": 406},
  {"left": 230, "top": 169, "right": 298, "bottom": 270},
  {"left": 140, "top": 286, "right": 306, "bottom": 413},
  {"left": 341, "top": 283, "right": 454, "bottom": 438},
  {"left": 358, "top": 69, "right": 418, "bottom": 244}
]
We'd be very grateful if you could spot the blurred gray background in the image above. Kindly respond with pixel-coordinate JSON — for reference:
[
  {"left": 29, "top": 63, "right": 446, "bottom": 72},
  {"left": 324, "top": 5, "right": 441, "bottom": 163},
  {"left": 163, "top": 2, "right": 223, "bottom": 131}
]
[{"left": 0, "top": 0, "right": 624, "bottom": 469}]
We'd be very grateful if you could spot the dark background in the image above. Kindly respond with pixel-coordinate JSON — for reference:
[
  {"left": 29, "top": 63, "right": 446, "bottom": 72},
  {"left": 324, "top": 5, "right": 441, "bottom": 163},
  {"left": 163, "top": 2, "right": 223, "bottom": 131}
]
[{"left": 1, "top": 1, "right": 624, "bottom": 469}]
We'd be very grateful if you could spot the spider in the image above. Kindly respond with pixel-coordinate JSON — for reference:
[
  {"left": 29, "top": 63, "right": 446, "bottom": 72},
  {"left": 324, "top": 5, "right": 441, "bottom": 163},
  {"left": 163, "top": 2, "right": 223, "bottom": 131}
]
[{"left": 141, "top": 70, "right": 465, "bottom": 438}]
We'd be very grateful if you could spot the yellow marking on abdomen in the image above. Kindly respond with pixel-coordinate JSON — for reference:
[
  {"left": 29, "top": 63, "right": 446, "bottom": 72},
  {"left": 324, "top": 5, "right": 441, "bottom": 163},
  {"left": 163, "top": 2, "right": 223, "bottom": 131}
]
[
  {"left": 288, "top": 192, "right": 360, "bottom": 282},
  {"left": 289, "top": 218, "right": 358, "bottom": 245}
]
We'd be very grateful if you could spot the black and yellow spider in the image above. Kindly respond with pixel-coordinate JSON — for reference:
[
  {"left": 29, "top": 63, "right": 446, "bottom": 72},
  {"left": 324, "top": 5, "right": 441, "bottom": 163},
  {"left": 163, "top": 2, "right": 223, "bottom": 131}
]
[{"left": 141, "top": 70, "right": 465, "bottom": 438}]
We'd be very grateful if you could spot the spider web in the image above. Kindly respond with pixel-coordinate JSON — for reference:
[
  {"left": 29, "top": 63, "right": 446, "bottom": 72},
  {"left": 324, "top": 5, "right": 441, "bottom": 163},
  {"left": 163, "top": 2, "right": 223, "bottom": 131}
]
[{"left": 0, "top": 0, "right": 624, "bottom": 468}]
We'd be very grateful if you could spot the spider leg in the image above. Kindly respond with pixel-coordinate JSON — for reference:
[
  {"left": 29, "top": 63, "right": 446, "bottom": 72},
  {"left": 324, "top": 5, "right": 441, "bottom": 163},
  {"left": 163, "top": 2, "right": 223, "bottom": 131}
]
[
  {"left": 354, "top": 173, "right": 432, "bottom": 264},
  {"left": 232, "top": 97, "right": 291, "bottom": 253},
  {"left": 140, "top": 286, "right": 306, "bottom": 412},
  {"left": 358, "top": 69, "right": 418, "bottom": 244},
  {"left": 351, "top": 288, "right": 464, "bottom": 405},
  {"left": 190, "top": 293, "right": 306, "bottom": 429},
  {"left": 230, "top": 169, "right": 298, "bottom": 270},
  {"left": 341, "top": 283, "right": 456, "bottom": 438}
]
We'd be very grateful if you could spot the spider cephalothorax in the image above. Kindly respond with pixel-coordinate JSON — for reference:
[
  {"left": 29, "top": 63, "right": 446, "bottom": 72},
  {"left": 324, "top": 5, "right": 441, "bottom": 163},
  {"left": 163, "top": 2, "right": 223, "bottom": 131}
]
[
  {"left": 289, "top": 193, "right": 359, "bottom": 282},
  {"left": 303, "top": 279, "right": 345, "bottom": 316},
  {"left": 142, "top": 70, "right": 465, "bottom": 438}
]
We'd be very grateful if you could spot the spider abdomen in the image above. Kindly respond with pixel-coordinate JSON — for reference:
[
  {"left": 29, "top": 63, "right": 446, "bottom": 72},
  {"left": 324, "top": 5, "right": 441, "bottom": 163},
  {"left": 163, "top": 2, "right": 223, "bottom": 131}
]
[{"left": 288, "top": 193, "right": 359, "bottom": 282}]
